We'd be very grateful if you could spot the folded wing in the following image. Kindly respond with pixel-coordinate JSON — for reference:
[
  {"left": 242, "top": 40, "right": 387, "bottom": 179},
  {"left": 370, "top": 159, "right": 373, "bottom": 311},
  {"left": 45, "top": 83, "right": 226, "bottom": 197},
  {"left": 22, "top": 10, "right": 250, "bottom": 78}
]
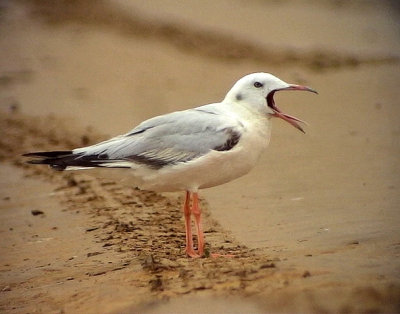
[{"left": 23, "top": 106, "right": 243, "bottom": 171}]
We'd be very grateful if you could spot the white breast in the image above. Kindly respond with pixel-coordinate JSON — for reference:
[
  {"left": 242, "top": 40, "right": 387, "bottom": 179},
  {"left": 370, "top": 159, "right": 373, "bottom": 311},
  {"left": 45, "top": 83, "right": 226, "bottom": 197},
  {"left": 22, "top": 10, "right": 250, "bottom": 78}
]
[{"left": 133, "top": 114, "right": 272, "bottom": 192}]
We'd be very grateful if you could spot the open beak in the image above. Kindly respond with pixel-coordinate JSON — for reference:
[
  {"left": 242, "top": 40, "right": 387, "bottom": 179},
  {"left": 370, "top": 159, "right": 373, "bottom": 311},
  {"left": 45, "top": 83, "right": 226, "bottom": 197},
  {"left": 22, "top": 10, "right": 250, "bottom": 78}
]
[{"left": 266, "top": 84, "right": 318, "bottom": 133}]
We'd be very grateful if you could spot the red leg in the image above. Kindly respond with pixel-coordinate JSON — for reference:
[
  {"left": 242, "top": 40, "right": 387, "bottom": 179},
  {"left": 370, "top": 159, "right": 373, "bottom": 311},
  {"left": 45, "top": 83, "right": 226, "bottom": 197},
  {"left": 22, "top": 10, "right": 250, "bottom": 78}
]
[
  {"left": 183, "top": 191, "right": 199, "bottom": 258},
  {"left": 192, "top": 192, "right": 205, "bottom": 256}
]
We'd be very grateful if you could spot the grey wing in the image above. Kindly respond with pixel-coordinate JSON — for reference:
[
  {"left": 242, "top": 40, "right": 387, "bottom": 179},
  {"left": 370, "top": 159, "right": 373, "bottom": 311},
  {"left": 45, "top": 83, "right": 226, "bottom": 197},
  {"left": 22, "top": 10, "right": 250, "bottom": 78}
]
[{"left": 74, "top": 108, "right": 243, "bottom": 169}]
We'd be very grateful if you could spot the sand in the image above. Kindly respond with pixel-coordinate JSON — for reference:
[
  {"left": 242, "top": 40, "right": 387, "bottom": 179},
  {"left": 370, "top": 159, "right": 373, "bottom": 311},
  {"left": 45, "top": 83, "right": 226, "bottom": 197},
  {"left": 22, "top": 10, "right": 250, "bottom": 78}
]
[{"left": 0, "top": 0, "right": 399, "bottom": 313}]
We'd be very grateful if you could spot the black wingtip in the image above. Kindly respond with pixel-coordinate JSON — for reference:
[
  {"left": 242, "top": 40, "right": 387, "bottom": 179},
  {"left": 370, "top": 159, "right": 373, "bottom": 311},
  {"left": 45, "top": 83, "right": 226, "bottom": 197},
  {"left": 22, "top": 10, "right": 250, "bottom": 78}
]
[
  {"left": 22, "top": 151, "right": 73, "bottom": 170},
  {"left": 22, "top": 151, "right": 73, "bottom": 158}
]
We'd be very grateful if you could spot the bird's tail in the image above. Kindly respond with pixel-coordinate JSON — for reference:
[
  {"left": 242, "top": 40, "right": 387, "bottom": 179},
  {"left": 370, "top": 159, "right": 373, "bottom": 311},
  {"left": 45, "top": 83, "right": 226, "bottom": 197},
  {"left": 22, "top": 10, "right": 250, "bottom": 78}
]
[
  {"left": 23, "top": 151, "right": 86, "bottom": 171},
  {"left": 22, "top": 150, "right": 127, "bottom": 171}
]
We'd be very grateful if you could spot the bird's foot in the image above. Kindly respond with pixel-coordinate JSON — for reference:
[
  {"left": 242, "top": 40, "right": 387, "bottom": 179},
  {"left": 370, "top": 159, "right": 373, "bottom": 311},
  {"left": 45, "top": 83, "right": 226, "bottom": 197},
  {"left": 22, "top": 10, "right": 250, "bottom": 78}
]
[
  {"left": 186, "top": 248, "right": 201, "bottom": 258},
  {"left": 202, "top": 247, "right": 235, "bottom": 258}
]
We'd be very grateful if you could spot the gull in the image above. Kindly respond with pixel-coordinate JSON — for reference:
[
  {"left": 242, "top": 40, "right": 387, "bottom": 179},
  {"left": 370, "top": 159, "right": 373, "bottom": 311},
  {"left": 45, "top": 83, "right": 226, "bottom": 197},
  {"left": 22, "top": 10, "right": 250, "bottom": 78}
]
[{"left": 23, "top": 72, "right": 317, "bottom": 258}]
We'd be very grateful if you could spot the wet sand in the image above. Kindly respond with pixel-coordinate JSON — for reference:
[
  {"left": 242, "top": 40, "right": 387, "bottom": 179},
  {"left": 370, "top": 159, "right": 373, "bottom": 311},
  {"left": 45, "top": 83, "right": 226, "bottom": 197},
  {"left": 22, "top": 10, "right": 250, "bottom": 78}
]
[{"left": 1, "top": 1, "right": 400, "bottom": 313}]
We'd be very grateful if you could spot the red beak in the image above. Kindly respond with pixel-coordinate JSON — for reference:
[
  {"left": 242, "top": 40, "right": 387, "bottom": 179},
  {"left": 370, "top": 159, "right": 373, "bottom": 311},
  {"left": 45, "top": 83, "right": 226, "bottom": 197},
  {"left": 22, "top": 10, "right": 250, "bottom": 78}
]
[{"left": 267, "top": 84, "right": 317, "bottom": 133}]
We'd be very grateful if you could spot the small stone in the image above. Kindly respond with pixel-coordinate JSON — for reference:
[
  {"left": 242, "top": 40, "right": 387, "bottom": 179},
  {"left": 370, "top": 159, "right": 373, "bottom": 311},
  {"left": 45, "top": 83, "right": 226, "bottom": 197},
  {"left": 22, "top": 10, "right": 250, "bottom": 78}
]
[
  {"left": 87, "top": 251, "right": 102, "bottom": 257},
  {"left": 85, "top": 227, "right": 99, "bottom": 232},
  {"left": 88, "top": 271, "right": 106, "bottom": 277},
  {"left": 347, "top": 240, "right": 359, "bottom": 245},
  {"left": 302, "top": 271, "right": 311, "bottom": 278},
  {"left": 31, "top": 209, "right": 44, "bottom": 216}
]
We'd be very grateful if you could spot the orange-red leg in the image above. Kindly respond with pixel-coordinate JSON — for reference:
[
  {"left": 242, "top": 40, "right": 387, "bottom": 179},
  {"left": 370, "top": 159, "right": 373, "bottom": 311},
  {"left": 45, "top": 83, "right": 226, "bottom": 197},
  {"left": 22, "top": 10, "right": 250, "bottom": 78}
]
[
  {"left": 183, "top": 191, "right": 234, "bottom": 258},
  {"left": 183, "top": 191, "right": 199, "bottom": 258},
  {"left": 192, "top": 192, "right": 205, "bottom": 256}
]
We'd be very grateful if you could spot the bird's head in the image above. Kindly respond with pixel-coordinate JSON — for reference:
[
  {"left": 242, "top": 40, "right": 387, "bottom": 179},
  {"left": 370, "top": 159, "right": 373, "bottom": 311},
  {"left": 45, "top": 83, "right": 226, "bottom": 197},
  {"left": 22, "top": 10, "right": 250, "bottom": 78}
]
[{"left": 224, "top": 72, "right": 317, "bottom": 133}]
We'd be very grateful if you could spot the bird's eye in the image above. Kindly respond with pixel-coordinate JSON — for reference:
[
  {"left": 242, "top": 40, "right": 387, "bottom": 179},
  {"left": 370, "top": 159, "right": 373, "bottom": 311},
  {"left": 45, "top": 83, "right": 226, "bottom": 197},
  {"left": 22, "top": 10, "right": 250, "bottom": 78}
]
[{"left": 254, "top": 82, "right": 263, "bottom": 88}]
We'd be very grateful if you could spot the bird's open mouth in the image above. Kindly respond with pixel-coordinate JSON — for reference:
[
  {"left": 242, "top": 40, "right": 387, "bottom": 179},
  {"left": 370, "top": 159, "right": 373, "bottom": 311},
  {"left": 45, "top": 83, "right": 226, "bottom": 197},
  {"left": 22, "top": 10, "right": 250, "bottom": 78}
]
[{"left": 267, "top": 85, "right": 317, "bottom": 133}]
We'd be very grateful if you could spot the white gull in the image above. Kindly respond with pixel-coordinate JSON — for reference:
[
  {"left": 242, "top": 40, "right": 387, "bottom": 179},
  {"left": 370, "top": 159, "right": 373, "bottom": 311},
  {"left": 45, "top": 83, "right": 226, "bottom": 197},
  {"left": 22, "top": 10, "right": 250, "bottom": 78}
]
[{"left": 24, "top": 72, "right": 317, "bottom": 258}]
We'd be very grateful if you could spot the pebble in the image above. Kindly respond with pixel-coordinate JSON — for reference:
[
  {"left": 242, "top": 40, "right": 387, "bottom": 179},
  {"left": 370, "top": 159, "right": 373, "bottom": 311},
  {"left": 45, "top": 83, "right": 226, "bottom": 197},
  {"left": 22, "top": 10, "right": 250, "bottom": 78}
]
[
  {"left": 31, "top": 209, "right": 44, "bottom": 216},
  {"left": 302, "top": 271, "right": 311, "bottom": 278}
]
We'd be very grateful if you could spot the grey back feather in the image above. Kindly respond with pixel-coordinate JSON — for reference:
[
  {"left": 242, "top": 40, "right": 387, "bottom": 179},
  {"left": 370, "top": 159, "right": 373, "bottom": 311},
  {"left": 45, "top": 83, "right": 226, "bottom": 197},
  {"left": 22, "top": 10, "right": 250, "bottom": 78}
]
[{"left": 74, "top": 105, "right": 243, "bottom": 169}]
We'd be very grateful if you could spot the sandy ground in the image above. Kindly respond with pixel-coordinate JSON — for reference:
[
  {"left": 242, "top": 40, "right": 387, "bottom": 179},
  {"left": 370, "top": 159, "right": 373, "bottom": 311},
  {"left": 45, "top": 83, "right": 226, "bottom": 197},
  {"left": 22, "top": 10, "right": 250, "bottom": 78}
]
[{"left": 1, "top": 0, "right": 400, "bottom": 313}]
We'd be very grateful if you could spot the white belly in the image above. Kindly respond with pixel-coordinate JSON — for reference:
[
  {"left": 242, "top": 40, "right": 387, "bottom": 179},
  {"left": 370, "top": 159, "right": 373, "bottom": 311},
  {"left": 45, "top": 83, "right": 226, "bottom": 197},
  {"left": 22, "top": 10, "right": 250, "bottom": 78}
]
[{"left": 134, "top": 118, "right": 272, "bottom": 192}]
